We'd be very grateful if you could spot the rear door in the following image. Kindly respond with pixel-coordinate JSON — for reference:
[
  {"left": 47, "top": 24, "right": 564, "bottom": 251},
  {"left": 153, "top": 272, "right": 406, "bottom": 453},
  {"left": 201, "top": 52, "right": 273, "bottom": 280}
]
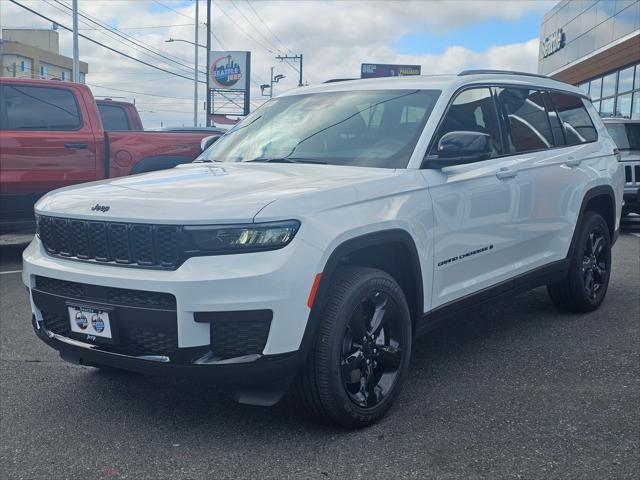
[
  {"left": 0, "top": 83, "right": 99, "bottom": 225},
  {"left": 496, "top": 87, "right": 599, "bottom": 271},
  {"left": 422, "top": 87, "right": 524, "bottom": 308}
]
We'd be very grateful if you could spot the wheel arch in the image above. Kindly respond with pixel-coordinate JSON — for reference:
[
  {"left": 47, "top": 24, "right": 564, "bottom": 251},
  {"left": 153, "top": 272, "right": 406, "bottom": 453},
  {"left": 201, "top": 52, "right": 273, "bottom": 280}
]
[
  {"left": 299, "top": 229, "right": 424, "bottom": 355},
  {"left": 568, "top": 185, "right": 617, "bottom": 259}
]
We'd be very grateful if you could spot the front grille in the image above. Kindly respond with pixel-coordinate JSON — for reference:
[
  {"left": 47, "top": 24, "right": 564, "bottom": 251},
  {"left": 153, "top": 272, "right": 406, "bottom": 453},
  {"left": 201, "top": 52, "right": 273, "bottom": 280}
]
[
  {"left": 624, "top": 164, "right": 640, "bottom": 186},
  {"left": 210, "top": 319, "right": 271, "bottom": 359},
  {"left": 37, "top": 216, "right": 180, "bottom": 269},
  {"left": 35, "top": 276, "right": 176, "bottom": 310}
]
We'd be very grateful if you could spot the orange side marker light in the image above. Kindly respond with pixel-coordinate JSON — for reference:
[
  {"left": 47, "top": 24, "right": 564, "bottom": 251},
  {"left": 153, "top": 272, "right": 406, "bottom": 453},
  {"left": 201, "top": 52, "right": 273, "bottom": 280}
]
[{"left": 307, "top": 273, "right": 323, "bottom": 309}]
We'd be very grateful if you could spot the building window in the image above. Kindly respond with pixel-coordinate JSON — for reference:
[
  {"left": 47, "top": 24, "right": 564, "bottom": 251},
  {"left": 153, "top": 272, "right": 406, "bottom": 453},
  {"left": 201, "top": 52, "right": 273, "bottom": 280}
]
[
  {"left": 602, "top": 72, "right": 617, "bottom": 98},
  {"left": 579, "top": 63, "right": 640, "bottom": 119},
  {"left": 618, "top": 65, "right": 635, "bottom": 93},
  {"left": 20, "top": 60, "right": 26, "bottom": 72},
  {"left": 40, "top": 65, "right": 47, "bottom": 79},
  {"left": 62, "top": 71, "right": 66, "bottom": 81}
]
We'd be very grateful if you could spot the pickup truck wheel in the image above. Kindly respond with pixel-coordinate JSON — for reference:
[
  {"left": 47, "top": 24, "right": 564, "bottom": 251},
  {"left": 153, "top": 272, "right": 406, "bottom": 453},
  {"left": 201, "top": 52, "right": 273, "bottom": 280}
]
[
  {"left": 297, "top": 266, "right": 412, "bottom": 428},
  {"left": 547, "top": 211, "right": 611, "bottom": 313}
]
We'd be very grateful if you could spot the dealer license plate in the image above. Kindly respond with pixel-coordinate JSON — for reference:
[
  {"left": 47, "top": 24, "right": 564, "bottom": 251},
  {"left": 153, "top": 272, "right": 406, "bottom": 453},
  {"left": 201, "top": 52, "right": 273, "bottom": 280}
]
[{"left": 68, "top": 305, "right": 113, "bottom": 341}]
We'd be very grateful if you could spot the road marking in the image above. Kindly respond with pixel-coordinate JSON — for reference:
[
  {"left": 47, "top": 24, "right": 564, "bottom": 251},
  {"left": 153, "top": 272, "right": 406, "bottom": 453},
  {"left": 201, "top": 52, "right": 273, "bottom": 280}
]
[{"left": 0, "top": 270, "right": 22, "bottom": 275}]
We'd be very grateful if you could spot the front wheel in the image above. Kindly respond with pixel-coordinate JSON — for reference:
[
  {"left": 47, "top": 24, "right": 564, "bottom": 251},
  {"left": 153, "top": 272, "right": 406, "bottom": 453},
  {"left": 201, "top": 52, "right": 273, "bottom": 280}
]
[
  {"left": 547, "top": 211, "right": 612, "bottom": 312},
  {"left": 297, "top": 266, "right": 412, "bottom": 428}
]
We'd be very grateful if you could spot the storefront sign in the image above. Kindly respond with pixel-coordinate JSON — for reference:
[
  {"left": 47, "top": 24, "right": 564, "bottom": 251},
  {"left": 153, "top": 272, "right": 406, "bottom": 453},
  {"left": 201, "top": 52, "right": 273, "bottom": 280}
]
[
  {"left": 541, "top": 28, "right": 565, "bottom": 58},
  {"left": 361, "top": 63, "right": 421, "bottom": 79}
]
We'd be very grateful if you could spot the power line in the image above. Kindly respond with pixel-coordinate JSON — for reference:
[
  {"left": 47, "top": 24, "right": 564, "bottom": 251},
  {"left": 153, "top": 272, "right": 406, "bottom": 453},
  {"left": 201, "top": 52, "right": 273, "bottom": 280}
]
[
  {"left": 246, "top": 1, "right": 290, "bottom": 53},
  {"left": 228, "top": 0, "right": 280, "bottom": 53},
  {"left": 151, "top": 0, "right": 227, "bottom": 49},
  {"left": 87, "top": 83, "right": 193, "bottom": 99},
  {"left": 9, "top": 0, "right": 204, "bottom": 83},
  {"left": 50, "top": 0, "right": 205, "bottom": 77}
]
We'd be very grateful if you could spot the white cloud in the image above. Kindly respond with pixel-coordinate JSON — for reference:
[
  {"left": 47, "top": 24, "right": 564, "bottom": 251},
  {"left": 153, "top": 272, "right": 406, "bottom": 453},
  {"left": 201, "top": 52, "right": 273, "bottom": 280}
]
[{"left": 1, "top": 0, "right": 551, "bottom": 127}]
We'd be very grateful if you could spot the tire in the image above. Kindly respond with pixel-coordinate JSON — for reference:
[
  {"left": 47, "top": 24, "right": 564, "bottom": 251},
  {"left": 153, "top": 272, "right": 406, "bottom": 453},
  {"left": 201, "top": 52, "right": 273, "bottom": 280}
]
[
  {"left": 297, "top": 266, "right": 412, "bottom": 428},
  {"left": 547, "top": 211, "right": 612, "bottom": 313}
]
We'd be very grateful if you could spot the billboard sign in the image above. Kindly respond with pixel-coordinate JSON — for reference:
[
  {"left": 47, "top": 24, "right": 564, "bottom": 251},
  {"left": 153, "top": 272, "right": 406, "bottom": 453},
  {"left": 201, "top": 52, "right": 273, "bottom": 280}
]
[
  {"left": 209, "top": 51, "right": 251, "bottom": 116},
  {"left": 361, "top": 63, "right": 421, "bottom": 79}
]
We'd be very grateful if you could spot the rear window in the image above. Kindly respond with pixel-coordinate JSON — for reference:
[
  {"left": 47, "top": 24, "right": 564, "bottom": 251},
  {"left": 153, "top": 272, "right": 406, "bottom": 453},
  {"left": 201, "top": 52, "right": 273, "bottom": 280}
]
[
  {"left": 498, "top": 88, "right": 554, "bottom": 153},
  {"left": 605, "top": 123, "right": 640, "bottom": 150},
  {"left": 98, "top": 104, "right": 130, "bottom": 131},
  {"left": 0, "top": 84, "right": 82, "bottom": 131},
  {"left": 549, "top": 92, "right": 597, "bottom": 145}
]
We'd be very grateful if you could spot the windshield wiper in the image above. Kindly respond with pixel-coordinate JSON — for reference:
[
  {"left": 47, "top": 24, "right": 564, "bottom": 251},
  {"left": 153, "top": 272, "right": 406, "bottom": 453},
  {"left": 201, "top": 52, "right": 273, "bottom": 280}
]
[{"left": 245, "top": 157, "right": 327, "bottom": 164}]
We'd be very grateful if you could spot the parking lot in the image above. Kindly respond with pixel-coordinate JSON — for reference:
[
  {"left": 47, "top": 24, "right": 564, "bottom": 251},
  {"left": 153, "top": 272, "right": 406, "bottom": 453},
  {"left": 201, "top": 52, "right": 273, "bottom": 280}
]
[{"left": 1, "top": 224, "right": 638, "bottom": 480}]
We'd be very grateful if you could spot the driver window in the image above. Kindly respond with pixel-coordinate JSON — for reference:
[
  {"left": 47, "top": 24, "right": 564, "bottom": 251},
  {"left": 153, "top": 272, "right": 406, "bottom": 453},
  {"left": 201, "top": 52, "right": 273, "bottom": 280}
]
[{"left": 429, "top": 87, "right": 503, "bottom": 159}]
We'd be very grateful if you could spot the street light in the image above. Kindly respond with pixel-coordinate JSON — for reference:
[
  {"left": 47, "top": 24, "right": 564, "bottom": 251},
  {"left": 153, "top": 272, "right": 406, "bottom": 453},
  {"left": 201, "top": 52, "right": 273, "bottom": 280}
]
[
  {"left": 165, "top": 38, "right": 207, "bottom": 49},
  {"left": 165, "top": 26, "right": 206, "bottom": 127},
  {"left": 261, "top": 67, "right": 285, "bottom": 98}
]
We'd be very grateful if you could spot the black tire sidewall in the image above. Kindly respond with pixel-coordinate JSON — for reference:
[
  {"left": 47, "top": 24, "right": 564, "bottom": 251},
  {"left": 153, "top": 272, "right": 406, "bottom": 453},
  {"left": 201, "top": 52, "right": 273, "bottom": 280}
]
[
  {"left": 319, "top": 268, "right": 412, "bottom": 426},
  {"left": 570, "top": 212, "right": 612, "bottom": 309}
]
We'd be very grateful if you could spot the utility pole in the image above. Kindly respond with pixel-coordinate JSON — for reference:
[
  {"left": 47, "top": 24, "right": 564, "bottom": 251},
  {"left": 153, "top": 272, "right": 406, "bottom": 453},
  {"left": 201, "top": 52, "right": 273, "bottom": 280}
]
[
  {"left": 193, "top": 0, "right": 199, "bottom": 127},
  {"left": 205, "top": 0, "right": 212, "bottom": 127},
  {"left": 276, "top": 54, "right": 303, "bottom": 87},
  {"left": 72, "top": 0, "right": 79, "bottom": 82}
]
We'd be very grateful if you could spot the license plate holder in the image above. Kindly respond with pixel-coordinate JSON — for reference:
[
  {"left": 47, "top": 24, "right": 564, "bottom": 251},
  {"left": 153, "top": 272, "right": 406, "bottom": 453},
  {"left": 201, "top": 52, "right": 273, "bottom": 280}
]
[{"left": 66, "top": 302, "right": 116, "bottom": 345}]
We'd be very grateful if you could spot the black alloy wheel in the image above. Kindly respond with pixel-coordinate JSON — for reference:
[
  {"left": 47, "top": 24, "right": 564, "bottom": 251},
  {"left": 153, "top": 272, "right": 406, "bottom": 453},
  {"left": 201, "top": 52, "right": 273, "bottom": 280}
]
[
  {"left": 297, "top": 266, "right": 412, "bottom": 428},
  {"left": 547, "top": 211, "right": 612, "bottom": 312},
  {"left": 581, "top": 227, "right": 608, "bottom": 301},
  {"left": 340, "top": 291, "right": 403, "bottom": 409}
]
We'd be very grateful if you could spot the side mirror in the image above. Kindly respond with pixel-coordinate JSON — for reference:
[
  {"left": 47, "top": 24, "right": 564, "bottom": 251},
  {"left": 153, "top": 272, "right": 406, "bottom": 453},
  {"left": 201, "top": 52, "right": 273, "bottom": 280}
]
[
  {"left": 200, "top": 135, "right": 219, "bottom": 152},
  {"left": 423, "top": 131, "right": 492, "bottom": 169}
]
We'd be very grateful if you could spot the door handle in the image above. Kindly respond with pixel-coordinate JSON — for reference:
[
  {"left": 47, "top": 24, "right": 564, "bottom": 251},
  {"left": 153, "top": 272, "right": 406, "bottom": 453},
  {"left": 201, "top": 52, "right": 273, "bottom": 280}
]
[
  {"left": 64, "top": 143, "right": 88, "bottom": 149},
  {"left": 496, "top": 167, "right": 517, "bottom": 180},
  {"left": 564, "top": 156, "right": 582, "bottom": 167}
]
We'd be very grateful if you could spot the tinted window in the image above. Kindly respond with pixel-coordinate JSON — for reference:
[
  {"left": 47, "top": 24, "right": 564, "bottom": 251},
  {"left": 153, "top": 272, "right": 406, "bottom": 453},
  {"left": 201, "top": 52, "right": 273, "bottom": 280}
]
[
  {"left": 498, "top": 88, "right": 554, "bottom": 153},
  {"left": 550, "top": 93, "right": 597, "bottom": 145},
  {"left": 429, "top": 88, "right": 503, "bottom": 159},
  {"left": 0, "top": 85, "right": 81, "bottom": 131},
  {"left": 98, "top": 104, "right": 130, "bottom": 130}
]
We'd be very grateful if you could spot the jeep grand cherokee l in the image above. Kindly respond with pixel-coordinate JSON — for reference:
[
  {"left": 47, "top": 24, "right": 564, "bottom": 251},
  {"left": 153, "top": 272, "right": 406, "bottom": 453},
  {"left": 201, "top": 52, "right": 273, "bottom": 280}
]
[{"left": 23, "top": 70, "right": 624, "bottom": 428}]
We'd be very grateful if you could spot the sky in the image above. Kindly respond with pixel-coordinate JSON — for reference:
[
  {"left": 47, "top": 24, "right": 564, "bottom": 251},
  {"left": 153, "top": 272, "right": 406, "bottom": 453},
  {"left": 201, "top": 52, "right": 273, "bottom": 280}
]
[{"left": 0, "top": 0, "right": 557, "bottom": 128}]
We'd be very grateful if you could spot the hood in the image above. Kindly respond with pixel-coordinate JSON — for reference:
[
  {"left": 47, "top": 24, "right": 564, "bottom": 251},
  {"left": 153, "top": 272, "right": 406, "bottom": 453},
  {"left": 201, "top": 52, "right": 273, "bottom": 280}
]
[
  {"left": 35, "top": 162, "right": 395, "bottom": 223},
  {"left": 619, "top": 150, "right": 640, "bottom": 162}
]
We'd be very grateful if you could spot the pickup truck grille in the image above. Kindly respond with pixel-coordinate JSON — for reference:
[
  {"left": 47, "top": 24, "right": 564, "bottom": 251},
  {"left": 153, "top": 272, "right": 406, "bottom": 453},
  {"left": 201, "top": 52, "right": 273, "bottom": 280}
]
[
  {"left": 37, "top": 216, "right": 180, "bottom": 269},
  {"left": 624, "top": 164, "right": 640, "bottom": 186}
]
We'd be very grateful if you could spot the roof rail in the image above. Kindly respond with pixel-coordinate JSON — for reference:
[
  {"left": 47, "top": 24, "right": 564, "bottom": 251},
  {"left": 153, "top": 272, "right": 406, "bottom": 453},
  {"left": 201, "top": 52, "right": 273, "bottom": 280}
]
[
  {"left": 323, "top": 78, "right": 358, "bottom": 84},
  {"left": 458, "top": 69, "right": 550, "bottom": 80}
]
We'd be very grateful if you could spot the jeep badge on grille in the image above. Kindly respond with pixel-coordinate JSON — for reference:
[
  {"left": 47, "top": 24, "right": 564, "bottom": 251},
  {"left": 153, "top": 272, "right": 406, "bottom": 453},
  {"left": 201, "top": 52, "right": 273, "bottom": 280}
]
[{"left": 91, "top": 204, "right": 110, "bottom": 212}]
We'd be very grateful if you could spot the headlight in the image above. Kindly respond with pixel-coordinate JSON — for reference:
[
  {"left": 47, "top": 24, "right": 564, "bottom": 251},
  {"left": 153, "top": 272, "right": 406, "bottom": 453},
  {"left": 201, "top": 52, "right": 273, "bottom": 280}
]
[{"left": 185, "top": 220, "right": 300, "bottom": 253}]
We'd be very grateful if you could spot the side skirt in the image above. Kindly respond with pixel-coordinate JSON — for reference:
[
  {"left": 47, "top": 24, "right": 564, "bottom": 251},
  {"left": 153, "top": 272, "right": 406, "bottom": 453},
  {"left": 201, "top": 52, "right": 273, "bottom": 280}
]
[{"left": 416, "top": 258, "right": 570, "bottom": 337}]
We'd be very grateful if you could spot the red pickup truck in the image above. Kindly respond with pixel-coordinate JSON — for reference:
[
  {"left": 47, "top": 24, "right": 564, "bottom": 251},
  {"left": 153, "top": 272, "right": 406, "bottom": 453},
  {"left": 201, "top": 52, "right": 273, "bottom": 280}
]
[
  {"left": 0, "top": 78, "right": 223, "bottom": 233},
  {"left": 95, "top": 99, "right": 144, "bottom": 131}
]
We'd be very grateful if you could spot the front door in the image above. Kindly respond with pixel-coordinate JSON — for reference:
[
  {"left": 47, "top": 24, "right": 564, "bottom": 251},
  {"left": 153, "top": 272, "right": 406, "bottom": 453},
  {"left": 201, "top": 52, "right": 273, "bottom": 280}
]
[{"left": 422, "top": 87, "right": 523, "bottom": 308}]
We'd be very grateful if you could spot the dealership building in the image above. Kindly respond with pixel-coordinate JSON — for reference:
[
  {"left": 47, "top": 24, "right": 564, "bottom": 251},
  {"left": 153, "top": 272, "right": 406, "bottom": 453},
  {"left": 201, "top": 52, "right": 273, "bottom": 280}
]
[{"left": 538, "top": 0, "right": 640, "bottom": 118}]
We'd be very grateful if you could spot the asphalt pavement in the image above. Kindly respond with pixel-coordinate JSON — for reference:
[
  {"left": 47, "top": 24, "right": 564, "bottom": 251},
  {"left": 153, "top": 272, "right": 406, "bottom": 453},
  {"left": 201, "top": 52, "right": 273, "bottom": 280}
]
[{"left": 1, "top": 227, "right": 638, "bottom": 480}]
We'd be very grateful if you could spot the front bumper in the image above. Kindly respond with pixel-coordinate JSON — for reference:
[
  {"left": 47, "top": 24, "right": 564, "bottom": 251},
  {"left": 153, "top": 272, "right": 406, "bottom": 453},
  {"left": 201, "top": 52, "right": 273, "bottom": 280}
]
[
  {"left": 32, "top": 314, "right": 303, "bottom": 382},
  {"left": 23, "top": 235, "right": 323, "bottom": 356}
]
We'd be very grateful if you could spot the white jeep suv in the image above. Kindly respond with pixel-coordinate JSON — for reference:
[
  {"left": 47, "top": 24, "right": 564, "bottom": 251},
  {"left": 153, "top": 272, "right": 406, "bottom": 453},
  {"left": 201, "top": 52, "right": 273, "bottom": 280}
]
[{"left": 23, "top": 70, "right": 625, "bottom": 428}]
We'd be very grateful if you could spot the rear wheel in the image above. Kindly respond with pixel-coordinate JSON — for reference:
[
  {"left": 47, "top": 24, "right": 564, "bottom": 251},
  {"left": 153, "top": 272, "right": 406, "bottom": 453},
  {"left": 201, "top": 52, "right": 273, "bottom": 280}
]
[
  {"left": 297, "top": 266, "right": 412, "bottom": 428},
  {"left": 547, "top": 211, "right": 612, "bottom": 312}
]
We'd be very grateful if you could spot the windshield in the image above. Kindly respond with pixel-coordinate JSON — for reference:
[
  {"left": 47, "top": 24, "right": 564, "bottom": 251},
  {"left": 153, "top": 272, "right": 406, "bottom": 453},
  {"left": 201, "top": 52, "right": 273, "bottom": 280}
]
[
  {"left": 198, "top": 89, "right": 440, "bottom": 168},
  {"left": 605, "top": 123, "right": 640, "bottom": 150}
]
